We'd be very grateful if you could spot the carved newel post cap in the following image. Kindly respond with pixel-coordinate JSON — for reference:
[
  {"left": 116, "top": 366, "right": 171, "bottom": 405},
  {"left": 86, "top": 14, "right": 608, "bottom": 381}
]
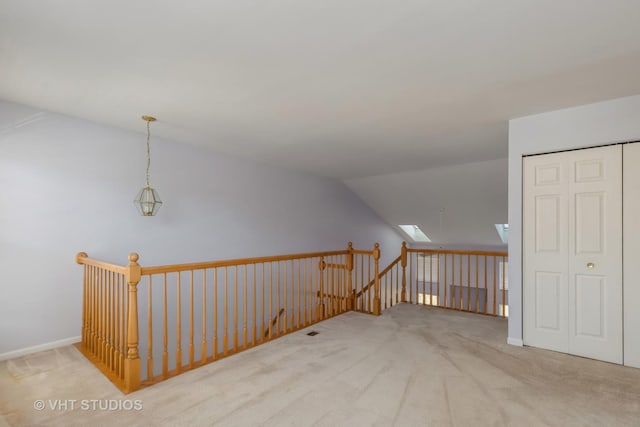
[{"left": 128, "top": 253, "right": 140, "bottom": 263}]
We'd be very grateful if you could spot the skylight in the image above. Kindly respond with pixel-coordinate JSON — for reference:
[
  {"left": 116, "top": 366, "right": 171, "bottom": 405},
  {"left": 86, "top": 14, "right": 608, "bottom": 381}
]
[
  {"left": 399, "top": 225, "right": 431, "bottom": 242},
  {"left": 495, "top": 224, "right": 509, "bottom": 244}
]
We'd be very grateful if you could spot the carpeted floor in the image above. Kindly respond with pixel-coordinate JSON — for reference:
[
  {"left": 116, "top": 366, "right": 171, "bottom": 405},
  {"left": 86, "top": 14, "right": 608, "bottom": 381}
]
[{"left": 1, "top": 303, "right": 639, "bottom": 426}]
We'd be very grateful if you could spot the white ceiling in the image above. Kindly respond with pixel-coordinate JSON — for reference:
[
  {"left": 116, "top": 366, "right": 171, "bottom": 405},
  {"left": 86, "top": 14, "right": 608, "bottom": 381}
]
[
  {"left": 2, "top": 1, "right": 640, "bottom": 246},
  {"left": 2, "top": 0, "right": 640, "bottom": 179}
]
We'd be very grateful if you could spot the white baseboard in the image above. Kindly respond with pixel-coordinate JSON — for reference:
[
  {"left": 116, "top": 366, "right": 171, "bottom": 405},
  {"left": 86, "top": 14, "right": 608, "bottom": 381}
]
[
  {"left": 507, "top": 337, "right": 523, "bottom": 347},
  {"left": 0, "top": 336, "right": 81, "bottom": 362}
]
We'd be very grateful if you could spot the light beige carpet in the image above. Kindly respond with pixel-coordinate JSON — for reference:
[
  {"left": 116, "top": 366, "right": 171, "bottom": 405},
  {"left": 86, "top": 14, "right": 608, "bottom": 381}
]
[{"left": 1, "top": 303, "right": 639, "bottom": 426}]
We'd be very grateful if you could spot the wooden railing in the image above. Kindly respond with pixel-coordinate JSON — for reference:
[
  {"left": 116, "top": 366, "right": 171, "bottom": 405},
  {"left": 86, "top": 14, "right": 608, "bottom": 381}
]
[
  {"left": 375, "top": 242, "right": 509, "bottom": 317},
  {"left": 76, "top": 243, "right": 380, "bottom": 393}
]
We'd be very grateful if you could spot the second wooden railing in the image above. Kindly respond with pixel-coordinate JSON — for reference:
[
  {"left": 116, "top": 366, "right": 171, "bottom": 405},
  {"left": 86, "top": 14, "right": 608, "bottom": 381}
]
[{"left": 372, "top": 242, "right": 509, "bottom": 317}]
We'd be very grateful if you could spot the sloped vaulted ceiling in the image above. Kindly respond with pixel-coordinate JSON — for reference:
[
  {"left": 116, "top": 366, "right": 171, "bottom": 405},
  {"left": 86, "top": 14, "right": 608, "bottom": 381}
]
[{"left": 1, "top": 1, "right": 639, "bottom": 244}]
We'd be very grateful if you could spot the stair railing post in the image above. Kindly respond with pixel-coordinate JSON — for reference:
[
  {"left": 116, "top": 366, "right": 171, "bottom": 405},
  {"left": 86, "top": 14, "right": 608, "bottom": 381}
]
[
  {"left": 347, "top": 242, "right": 354, "bottom": 310},
  {"left": 124, "top": 253, "right": 141, "bottom": 393},
  {"left": 373, "top": 243, "right": 381, "bottom": 315},
  {"left": 401, "top": 242, "right": 408, "bottom": 302}
]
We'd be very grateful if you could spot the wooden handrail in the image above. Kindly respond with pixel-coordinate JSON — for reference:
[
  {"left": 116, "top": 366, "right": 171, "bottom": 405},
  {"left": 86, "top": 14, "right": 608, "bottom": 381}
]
[
  {"left": 76, "top": 252, "right": 127, "bottom": 274},
  {"left": 407, "top": 248, "right": 508, "bottom": 257},
  {"left": 141, "top": 249, "right": 350, "bottom": 275},
  {"left": 356, "top": 255, "right": 401, "bottom": 298}
]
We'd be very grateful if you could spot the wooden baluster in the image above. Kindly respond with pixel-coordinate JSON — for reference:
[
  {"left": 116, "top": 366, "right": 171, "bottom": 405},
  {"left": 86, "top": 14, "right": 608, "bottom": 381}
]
[
  {"left": 112, "top": 273, "right": 118, "bottom": 378},
  {"left": 384, "top": 269, "right": 388, "bottom": 309},
  {"left": 93, "top": 267, "right": 98, "bottom": 359},
  {"left": 234, "top": 266, "right": 239, "bottom": 350},
  {"left": 94, "top": 266, "right": 98, "bottom": 355},
  {"left": 243, "top": 265, "right": 248, "bottom": 349},
  {"left": 493, "top": 257, "right": 497, "bottom": 316},
  {"left": 113, "top": 273, "right": 117, "bottom": 372},
  {"left": 223, "top": 267, "right": 229, "bottom": 355},
  {"left": 333, "top": 256, "right": 338, "bottom": 315},
  {"left": 120, "top": 273, "right": 125, "bottom": 378},
  {"left": 282, "top": 261, "right": 287, "bottom": 333},
  {"left": 107, "top": 270, "right": 111, "bottom": 364},
  {"left": 430, "top": 254, "right": 434, "bottom": 306},
  {"left": 97, "top": 268, "right": 103, "bottom": 361},
  {"left": 291, "top": 260, "right": 295, "bottom": 329},
  {"left": 395, "top": 262, "right": 400, "bottom": 304},
  {"left": 367, "top": 256, "right": 372, "bottom": 313},
  {"left": 307, "top": 258, "right": 312, "bottom": 323},
  {"left": 124, "top": 253, "right": 141, "bottom": 393},
  {"left": 502, "top": 256, "right": 507, "bottom": 317},
  {"left": 421, "top": 253, "right": 425, "bottom": 305},
  {"left": 297, "top": 260, "right": 301, "bottom": 327},
  {"left": 261, "top": 264, "right": 266, "bottom": 341},
  {"left": 163, "top": 273, "right": 168, "bottom": 376},
  {"left": 268, "top": 263, "right": 273, "bottom": 339},
  {"left": 109, "top": 271, "right": 114, "bottom": 370},
  {"left": 106, "top": 271, "right": 111, "bottom": 368},
  {"left": 444, "top": 254, "right": 448, "bottom": 308},
  {"left": 253, "top": 264, "right": 257, "bottom": 346},
  {"left": 147, "top": 275, "right": 153, "bottom": 381},
  {"left": 467, "top": 254, "right": 471, "bottom": 312},
  {"left": 277, "top": 262, "right": 282, "bottom": 335},
  {"left": 435, "top": 252, "right": 446, "bottom": 307},
  {"left": 318, "top": 258, "right": 325, "bottom": 319},
  {"left": 201, "top": 270, "right": 207, "bottom": 365},
  {"left": 359, "top": 255, "right": 363, "bottom": 311},
  {"left": 233, "top": 265, "right": 239, "bottom": 351},
  {"left": 409, "top": 251, "right": 414, "bottom": 304},
  {"left": 401, "top": 242, "right": 407, "bottom": 302},
  {"left": 176, "top": 272, "right": 182, "bottom": 372},
  {"left": 213, "top": 268, "right": 218, "bottom": 360},
  {"left": 85, "top": 264, "right": 91, "bottom": 352},
  {"left": 484, "top": 256, "right": 488, "bottom": 314},
  {"left": 102, "top": 268, "right": 108, "bottom": 362},
  {"left": 189, "top": 270, "right": 194, "bottom": 368},
  {"left": 303, "top": 258, "right": 308, "bottom": 325},
  {"left": 458, "top": 254, "right": 462, "bottom": 310},
  {"left": 475, "top": 255, "right": 479, "bottom": 313}
]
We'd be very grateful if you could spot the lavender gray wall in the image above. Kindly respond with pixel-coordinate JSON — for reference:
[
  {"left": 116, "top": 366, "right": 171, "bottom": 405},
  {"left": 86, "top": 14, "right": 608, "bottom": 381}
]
[{"left": 0, "top": 100, "right": 403, "bottom": 356}]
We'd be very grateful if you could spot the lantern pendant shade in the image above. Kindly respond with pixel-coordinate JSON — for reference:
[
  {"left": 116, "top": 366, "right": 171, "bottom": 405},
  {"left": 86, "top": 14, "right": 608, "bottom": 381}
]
[
  {"left": 134, "top": 115, "right": 163, "bottom": 216},
  {"left": 134, "top": 185, "right": 163, "bottom": 216}
]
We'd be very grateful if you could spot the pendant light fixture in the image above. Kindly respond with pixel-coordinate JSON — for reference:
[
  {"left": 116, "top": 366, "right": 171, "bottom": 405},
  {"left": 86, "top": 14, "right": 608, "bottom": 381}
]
[{"left": 134, "top": 115, "right": 163, "bottom": 216}]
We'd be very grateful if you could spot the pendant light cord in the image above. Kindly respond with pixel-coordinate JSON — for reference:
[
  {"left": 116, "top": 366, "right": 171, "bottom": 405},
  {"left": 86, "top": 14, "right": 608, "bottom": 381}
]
[{"left": 146, "top": 119, "right": 151, "bottom": 187}]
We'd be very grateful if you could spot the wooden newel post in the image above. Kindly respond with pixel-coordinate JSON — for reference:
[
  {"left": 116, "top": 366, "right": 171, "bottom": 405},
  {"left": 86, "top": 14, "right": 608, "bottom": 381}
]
[
  {"left": 124, "top": 253, "right": 141, "bottom": 393},
  {"left": 373, "top": 243, "right": 381, "bottom": 315},
  {"left": 347, "top": 242, "right": 355, "bottom": 311},
  {"left": 76, "top": 252, "right": 89, "bottom": 348},
  {"left": 401, "top": 241, "right": 408, "bottom": 303}
]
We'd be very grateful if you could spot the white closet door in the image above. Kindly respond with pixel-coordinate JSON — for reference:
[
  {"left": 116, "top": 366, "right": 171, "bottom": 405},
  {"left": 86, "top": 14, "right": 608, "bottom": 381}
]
[
  {"left": 523, "top": 145, "right": 622, "bottom": 363},
  {"left": 523, "top": 152, "right": 569, "bottom": 353},
  {"left": 567, "top": 145, "right": 622, "bottom": 364},
  {"left": 624, "top": 143, "right": 640, "bottom": 368}
]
